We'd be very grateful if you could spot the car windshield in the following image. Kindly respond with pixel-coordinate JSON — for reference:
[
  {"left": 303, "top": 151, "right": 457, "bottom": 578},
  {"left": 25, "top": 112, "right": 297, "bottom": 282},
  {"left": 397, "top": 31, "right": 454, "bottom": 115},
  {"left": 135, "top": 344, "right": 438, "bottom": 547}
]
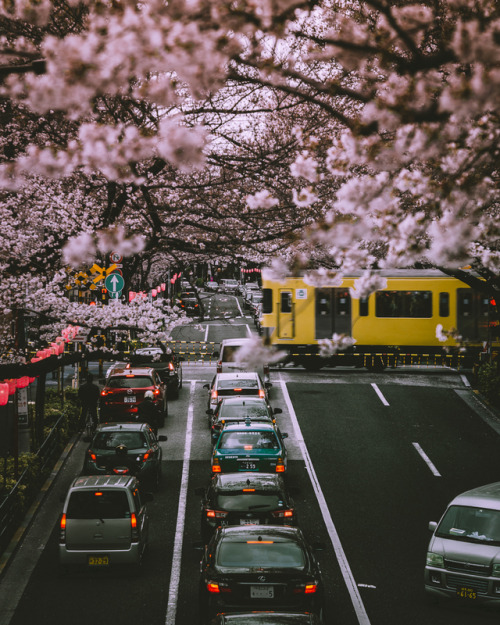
[
  {"left": 93, "top": 432, "right": 148, "bottom": 450},
  {"left": 107, "top": 376, "right": 154, "bottom": 388},
  {"left": 218, "top": 402, "right": 269, "bottom": 419},
  {"left": 436, "top": 505, "right": 500, "bottom": 544},
  {"left": 218, "top": 430, "right": 279, "bottom": 450},
  {"left": 218, "top": 378, "right": 259, "bottom": 390},
  {"left": 66, "top": 490, "right": 131, "bottom": 519},
  {"left": 217, "top": 540, "right": 305, "bottom": 568},
  {"left": 215, "top": 492, "right": 282, "bottom": 511}
]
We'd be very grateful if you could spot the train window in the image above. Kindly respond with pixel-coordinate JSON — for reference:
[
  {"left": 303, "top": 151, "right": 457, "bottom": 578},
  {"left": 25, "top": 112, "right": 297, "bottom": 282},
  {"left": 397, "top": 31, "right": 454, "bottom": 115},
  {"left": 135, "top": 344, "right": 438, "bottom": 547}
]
[
  {"left": 439, "top": 293, "right": 449, "bottom": 317},
  {"left": 375, "top": 291, "right": 432, "bottom": 318},
  {"left": 359, "top": 297, "right": 369, "bottom": 317},
  {"left": 280, "top": 291, "right": 292, "bottom": 314},
  {"left": 262, "top": 289, "right": 273, "bottom": 314},
  {"left": 335, "top": 290, "right": 351, "bottom": 316},
  {"left": 457, "top": 290, "right": 472, "bottom": 317}
]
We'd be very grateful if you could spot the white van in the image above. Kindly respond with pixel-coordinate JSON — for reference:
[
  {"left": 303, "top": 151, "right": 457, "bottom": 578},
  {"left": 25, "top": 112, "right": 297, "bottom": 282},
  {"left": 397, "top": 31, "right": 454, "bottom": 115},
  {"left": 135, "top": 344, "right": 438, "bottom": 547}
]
[
  {"left": 425, "top": 482, "right": 500, "bottom": 604},
  {"left": 215, "top": 337, "right": 271, "bottom": 386}
]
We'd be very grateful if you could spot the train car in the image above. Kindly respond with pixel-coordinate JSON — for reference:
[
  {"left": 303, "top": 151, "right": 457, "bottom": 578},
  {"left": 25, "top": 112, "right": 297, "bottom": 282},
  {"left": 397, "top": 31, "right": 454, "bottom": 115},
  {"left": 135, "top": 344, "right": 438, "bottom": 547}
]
[{"left": 260, "top": 269, "right": 499, "bottom": 370}]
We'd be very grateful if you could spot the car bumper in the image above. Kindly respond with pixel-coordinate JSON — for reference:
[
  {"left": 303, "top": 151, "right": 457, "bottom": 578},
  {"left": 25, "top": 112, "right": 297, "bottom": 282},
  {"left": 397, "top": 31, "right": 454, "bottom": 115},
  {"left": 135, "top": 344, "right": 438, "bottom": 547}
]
[
  {"left": 425, "top": 567, "right": 500, "bottom": 604},
  {"left": 206, "top": 595, "right": 321, "bottom": 617},
  {"left": 82, "top": 460, "right": 156, "bottom": 480},
  {"left": 59, "top": 543, "right": 142, "bottom": 566}
]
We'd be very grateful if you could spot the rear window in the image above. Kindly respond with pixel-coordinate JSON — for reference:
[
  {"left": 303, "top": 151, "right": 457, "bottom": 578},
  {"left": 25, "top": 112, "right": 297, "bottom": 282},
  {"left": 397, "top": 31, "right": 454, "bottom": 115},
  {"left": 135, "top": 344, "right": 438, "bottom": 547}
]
[
  {"left": 66, "top": 490, "right": 131, "bottom": 519},
  {"left": 215, "top": 492, "right": 282, "bottom": 511},
  {"left": 107, "top": 376, "right": 154, "bottom": 389},
  {"left": 218, "top": 430, "right": 279, "bottom": 450},
  {"left": 219, "top": 346, "right": 241, "bottom": 362},
  {"left": 93, "top": 432, "right": 148, "bottom": 450},
  {"left": 217, "top": 540, "right": 305, "bottom": 568},
  {"left": 218, "top": 378, "right": 259, "bottom": 390},
  {"left": 218, "top": 403, "right": 270, "bottom": 419}
]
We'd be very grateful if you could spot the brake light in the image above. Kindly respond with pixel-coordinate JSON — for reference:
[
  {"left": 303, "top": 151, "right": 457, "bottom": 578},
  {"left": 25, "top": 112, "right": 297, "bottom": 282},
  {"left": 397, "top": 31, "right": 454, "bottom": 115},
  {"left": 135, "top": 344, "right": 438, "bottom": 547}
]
[
  {"left": 233, "top": 388, "right": 242, "bottom": 392},
  {"left": 212, "top": 458, "right": 221, "bottom": 473},
  {"left": 272, "top": 509, "right": 294, "bottom": 518},
  {"left": 294, "top": 582, "right": 318, "bottom": 594},
  {"left": 60, "top": 513, "right": 67, "bottom": 530},
  {"left": 142, "top": 450, "right": 152, "bottom": 462},
  {"left": 126, "top": 374, "right": 135, "bottom": 378},
  {"left": 131, "top": 512, "right": 139, "bottom": 541},
  {"left": 100, "top": 390, "right": 109, "bottom": 396},
  {"left": 88, "top": 451, "right": 97, "bottom": 462},
  {"left": 206, "top": 510, "right": 228, "bottom": 519},
  {"left": 60, "top": 513, "right": 66, "bottom": 542},
  {"left": 153, "top": 388, "right": 161, "bottom": 397},
  {"left": 259, "top": 389, "right": 265, "bottom": 399},
  {"left": 207, "top": 582, "right": 231, "bottom": 593},
  {"left": 276, "top": 459, "right": 285, "bottom": 473},
  {"left": 169, "top": 362, "right": 175, "bottom": 371},
  {"left": 242, "top": 488, "right": 255, "bottom": 492},
  {"left": 112, "top": 467, "right": 130, "bottom": 474},
  {"left": 247, "top": 540, "right": 274, "bottom": 544},
  {"left": 211, "top": 390, "right": 218, "bottom": 401}
]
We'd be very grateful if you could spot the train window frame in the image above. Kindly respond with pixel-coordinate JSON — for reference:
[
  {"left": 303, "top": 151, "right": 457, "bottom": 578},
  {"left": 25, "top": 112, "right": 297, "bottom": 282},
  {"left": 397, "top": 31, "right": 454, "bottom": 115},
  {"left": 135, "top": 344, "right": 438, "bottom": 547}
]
[
  {"left": 375, "top": 290, "right": 433, "bottom": 318},
  {"left": 280, "top": 291, "right": 292, "bottom": 314},
  {"left": 439, "top": 292, "right": 450, "bottom": 317},
  {"left": 262, "top": 289, "right": 273, "bottom": 314},
  {"left": 359, "top": 297, "right": 369, "bottom": 317}
]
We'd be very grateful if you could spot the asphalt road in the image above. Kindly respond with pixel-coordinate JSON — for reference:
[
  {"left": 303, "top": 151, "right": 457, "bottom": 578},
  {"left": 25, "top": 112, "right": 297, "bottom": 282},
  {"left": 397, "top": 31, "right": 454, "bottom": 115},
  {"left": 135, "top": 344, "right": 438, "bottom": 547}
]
[{"left": 2, "top": 292, "right": 500, "bottom": 625}]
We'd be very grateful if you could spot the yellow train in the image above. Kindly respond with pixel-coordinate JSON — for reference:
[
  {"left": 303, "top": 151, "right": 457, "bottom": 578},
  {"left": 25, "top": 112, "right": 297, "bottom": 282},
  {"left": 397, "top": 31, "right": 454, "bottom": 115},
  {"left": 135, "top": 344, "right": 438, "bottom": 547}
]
[{"left": 260, "top": 270, "right": 499, "bottom": 370}]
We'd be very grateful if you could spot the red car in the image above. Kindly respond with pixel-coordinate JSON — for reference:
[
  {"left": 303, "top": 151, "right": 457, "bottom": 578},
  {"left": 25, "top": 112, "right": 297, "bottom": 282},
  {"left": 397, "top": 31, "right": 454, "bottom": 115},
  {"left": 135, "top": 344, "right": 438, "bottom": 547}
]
[{"left": 99, "top": 366, "right": 168, "bottom": 425}]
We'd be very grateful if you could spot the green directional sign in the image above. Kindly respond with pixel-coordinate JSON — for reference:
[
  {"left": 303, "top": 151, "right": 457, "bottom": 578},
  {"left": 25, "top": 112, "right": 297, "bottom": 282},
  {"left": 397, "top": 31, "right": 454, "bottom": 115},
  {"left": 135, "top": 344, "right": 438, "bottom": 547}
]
[{"left": 105, "top": 273, "right": 124, "bottom": 293}]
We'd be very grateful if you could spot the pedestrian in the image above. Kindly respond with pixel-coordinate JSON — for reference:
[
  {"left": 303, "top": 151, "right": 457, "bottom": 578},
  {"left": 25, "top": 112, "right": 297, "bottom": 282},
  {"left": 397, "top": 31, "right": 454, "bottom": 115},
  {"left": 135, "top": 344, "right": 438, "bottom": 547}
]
[
  {"left": 78, "top": 373, "right": 100, "bottom": 430},
  {"left": 137, "top": 390, "right": 161, "bottom": 435}
]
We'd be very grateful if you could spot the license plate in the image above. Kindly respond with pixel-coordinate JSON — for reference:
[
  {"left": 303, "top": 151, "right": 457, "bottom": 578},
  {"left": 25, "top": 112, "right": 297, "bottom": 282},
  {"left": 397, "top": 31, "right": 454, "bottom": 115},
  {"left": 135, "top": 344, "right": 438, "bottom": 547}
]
[
  {"left": 239, "top": 461, "right": 257, "bottom": 470},
  {"left": 124, "top": 396, "right": 136, "bottom": 403},
  {"left": 456, "top": 586, "right": 477, "bottom": 600},
  {"left": 240, "top": 518, "right": 260, "bottom": 525},
  {"left": 88, "top": 555, "right": 109, "bottom": 567},
  {"left": 250, "top": 585, "right": 274, "bottom": 599}
]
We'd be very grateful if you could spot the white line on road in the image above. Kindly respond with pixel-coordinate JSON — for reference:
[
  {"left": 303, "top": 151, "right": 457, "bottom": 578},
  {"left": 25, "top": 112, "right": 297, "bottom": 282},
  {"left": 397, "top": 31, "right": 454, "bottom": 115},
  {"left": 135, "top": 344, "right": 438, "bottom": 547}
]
[
  {"left": 460, "top": 374, "right": 471, "bottom": 387},
  {"left": 204, "top": 324, "right": 209, "bottom": 343},
  {"left": 371, "top": 383, "right": 389, "bottom": 406},
  {"left": 412, "top": 442, "right": 442, "bottom": 477},
  {"left": 279, "top": 376, "right": 371, "bottom": 625},
  {"left": 165, "top": 381, "right": 195, "bottom": 625}
]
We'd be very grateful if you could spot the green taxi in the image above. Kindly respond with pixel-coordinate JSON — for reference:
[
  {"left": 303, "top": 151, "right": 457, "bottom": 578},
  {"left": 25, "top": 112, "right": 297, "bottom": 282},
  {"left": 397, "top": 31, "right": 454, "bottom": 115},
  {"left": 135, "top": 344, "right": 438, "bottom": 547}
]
[{"left": 211, "top": 419, "right": 288, "bottom": 474}]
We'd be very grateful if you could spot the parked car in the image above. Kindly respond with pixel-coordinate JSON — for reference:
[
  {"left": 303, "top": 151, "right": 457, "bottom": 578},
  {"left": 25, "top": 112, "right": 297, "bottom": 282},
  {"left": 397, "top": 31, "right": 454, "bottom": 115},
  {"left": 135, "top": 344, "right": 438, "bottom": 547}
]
[
  {"left": 59, "top": 475, "right": 153, "bottom": 571},
  {"left": 81, "top": 422, "right": 167, "bottom": 490},
  {"left": 204, "top": 371, "right": 269, "bottom": 412},
  {"left": 199, "top": 525, "right": 324, "bottom": 622},
  {"left": 198, "top": 472, "right": 296, "bottom": 543},
  {"left": 130, "top": 347, "right": 183, "bottom": 399},
  {"left": 425, "top": 481, "right": 500, "bottom": 604},
  {"left": 211, "top": 420, "right": 288, "bottom": 475},
  {"left": 208, "top": 396, "right": 282, "bottom": 444},
  {"left": 99, "top": 366, "right": 167, "bottom": 424}
]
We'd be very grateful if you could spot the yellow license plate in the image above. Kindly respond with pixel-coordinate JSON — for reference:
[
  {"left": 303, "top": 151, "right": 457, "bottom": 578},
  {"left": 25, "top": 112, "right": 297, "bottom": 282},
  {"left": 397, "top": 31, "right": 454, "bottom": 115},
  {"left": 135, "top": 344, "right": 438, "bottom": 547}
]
[
  {"left": 88, "top": 555, "right": 109, "bottom": 566},
  {"left": 457, "top": 587, "right": 477, "bottom": 600}
]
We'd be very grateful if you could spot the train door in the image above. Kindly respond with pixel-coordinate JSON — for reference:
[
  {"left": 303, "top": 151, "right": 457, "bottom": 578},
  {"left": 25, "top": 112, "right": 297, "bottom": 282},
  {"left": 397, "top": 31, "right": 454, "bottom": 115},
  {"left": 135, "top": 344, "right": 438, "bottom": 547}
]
[
  {"left": 457, "top": 289, "right": 494, "bottom": 342},
  {"left": 315, "top": 288, "right": 351, "bottom": 339},
  {"left": 277, "top": 290, "right": 294, "bottom": 338}
]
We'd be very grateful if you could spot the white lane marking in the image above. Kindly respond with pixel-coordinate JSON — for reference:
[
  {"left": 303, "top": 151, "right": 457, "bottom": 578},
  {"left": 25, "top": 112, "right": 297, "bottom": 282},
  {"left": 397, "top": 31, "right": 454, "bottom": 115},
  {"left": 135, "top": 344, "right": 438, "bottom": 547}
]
[
  {"left": 165, "top": 381, "right": 195, "bottom": 625},
  {"left": 204, "top": 324, "right": 209, "bottom": 343},
  {"left": 460, "top": 374, "right": 471, "bottom": 387},
  {"left": 245, "top": 323, "right": 252, "bottom": 337},
  {"left": 233, "top": 295, "right": 244, "bottom": 317},
  {"left": 412, "top": 442, "right": 442, "bottom": 477},
  {"left": 358, "top": 584, "right": 377, "bottom": 589},
  {"left": 279, "top": 376, "right": 371, "bottom": 625},
  {"left": 371, "top": 383, "right": 389, "bottom": 406}
]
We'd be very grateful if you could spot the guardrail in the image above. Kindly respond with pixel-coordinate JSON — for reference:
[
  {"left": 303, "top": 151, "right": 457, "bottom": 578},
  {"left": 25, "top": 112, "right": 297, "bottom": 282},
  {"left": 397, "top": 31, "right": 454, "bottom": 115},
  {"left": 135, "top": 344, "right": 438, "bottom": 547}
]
[{"left": 0, "top": 413, "right": 68, "bottom": 558}]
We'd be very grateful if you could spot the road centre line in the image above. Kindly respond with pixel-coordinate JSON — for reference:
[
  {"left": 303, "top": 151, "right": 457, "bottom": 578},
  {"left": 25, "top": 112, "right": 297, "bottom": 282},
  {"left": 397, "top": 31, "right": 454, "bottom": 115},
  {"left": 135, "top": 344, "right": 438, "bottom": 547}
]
[
  {"left": 371, "top": 383, "right": 389, "bottom": 406},
  {"left": 279, "top": 376, "right": 371, "bottom": 625},
  {"left": 165, "top": 381, "right": 195, "bottom": 625},
  {"left": 412, "top": 442, "right": 442, "bottom": 477}
]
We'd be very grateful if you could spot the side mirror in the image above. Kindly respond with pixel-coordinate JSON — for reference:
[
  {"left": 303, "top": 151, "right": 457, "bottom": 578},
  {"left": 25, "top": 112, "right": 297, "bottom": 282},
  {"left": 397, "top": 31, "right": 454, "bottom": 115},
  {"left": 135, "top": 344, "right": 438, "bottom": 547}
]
[
  {"left": 428, "top": 521, "right": 438, "bottom": 532},
  {"left": 282, "top": 432, "right": 289, "bottom": 439},
  {"left": 265, "top": 382, "right": 272, "bottom": 389},
  {"left": 203, "top": 383, "right": 210, "bottom": 390},
  {"left": 206, "top": 409, "right": 214, "bottom": 415},
  {"left": 212, "top": 351, "right": 219, "bottom": 359},
  {"left": 273, "top": 407, "right": 283, "bottom": 415},
  {"left": 158, "top": 435, "right": 168, "bottom": 442}
]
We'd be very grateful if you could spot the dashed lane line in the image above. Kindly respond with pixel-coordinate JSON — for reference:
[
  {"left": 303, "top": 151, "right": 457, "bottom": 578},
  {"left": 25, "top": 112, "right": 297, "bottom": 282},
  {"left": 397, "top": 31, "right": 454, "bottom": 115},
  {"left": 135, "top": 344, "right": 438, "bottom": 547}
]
[
  {"left": 412, "top": 442, "right": 442, "bottom": 477},
  {"left": 371, "top": 383, "right": 390, "bottom": 406}
]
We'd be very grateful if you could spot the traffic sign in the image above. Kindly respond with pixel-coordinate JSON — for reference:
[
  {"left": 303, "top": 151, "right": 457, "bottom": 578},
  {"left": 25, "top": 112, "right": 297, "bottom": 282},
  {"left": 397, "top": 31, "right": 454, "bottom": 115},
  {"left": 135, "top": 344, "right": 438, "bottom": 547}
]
[
  {"left": 105, "top": 273, "right": 124, "bottom": 293},
  {"left": 110, "top": 252, "right": 123, "bottom": 263}
]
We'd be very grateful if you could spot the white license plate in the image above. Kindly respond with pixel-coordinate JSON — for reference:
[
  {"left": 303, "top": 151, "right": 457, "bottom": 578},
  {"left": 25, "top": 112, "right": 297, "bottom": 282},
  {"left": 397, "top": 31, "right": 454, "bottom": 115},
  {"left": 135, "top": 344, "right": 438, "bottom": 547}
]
[
  {"left": 124, "top": 396, "right": 136, "bottom": 403},
  {"left": 250, "top": 585, "right": 274, "bottom": 599},
  {"left": 240, "top": 518, "right": 260, "bottom": 525},
  {"left": 239, "top": 461, "right": 257, "bottom": 470}
]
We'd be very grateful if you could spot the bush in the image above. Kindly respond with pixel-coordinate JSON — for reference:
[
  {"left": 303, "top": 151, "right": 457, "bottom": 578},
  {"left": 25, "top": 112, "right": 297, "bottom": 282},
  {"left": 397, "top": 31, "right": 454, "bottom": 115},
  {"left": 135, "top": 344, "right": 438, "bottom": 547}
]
[{"left": 478, "top": 362, "right": 500, "bottom": 408}]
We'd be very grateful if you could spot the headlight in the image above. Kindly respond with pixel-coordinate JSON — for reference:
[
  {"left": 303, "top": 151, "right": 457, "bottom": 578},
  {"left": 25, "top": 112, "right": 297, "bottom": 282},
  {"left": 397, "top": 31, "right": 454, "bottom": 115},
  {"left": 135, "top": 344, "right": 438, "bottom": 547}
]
[
  {"left": 492, "top": 564, "right": 500, "bottom": 577},
  {"left": 426, "top": 552, "right": 444, "bottom": 568}
]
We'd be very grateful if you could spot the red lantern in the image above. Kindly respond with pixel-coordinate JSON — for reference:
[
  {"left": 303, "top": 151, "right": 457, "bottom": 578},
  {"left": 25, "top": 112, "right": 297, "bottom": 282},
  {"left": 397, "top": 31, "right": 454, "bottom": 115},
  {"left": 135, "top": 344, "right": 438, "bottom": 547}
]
[
  {"left": 7, "top": 379, "right": 16, "bottom": 395},
  {"left": 152, "top": 289, "right": 157, "bottom": 297},
  {"left": 16, "top": 377, "right": 29, "bottom": 389},
  {"left": 161, "top": 283, "right": 166, "bottom": 291},
  {"left": 0, "top": 383, "right": 8, "bottom": 406},
  {"left": 31, "top": 356, "right": 41, "bottom": 363},
  {"left": 28, "top": 377, "right": 36, "bottom": 384}
]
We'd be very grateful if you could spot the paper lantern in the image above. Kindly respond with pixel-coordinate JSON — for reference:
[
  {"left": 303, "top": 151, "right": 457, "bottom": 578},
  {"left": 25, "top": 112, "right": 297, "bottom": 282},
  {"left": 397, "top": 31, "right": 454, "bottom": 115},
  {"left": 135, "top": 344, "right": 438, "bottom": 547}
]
[
  {"left": 0, "top": 383, "right": 9, "bottom": 406},
  {"left": 16, "top": 376, "right": 29, "bottom": 389},
  {"left": 31, "top": 356, "right": 41, "bottom": 363},
  {"left": 161, "top": 283, "right": 166, "bottom": 291},
  {"left": 28, "top": 377, "right": 36, "bottom": 384},
  {"left": 152, "top": 289, "right": 157, "bottom": 297},
  {"left": 7, "top": 379, "right": 16, "bottom": 394}
]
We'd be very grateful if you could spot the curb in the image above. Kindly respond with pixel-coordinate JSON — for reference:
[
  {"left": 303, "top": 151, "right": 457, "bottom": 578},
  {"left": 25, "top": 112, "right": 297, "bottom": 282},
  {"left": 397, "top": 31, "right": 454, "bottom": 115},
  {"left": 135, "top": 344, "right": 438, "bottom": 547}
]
[{"left": 0, "top": 431, "right": 81, "bottom": 579}]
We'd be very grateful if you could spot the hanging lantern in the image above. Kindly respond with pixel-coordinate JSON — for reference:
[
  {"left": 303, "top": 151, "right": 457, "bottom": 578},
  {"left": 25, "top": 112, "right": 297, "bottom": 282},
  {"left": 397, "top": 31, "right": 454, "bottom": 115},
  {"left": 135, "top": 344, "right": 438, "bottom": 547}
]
[
  {"left": 16, "top": 377, "right": 29, "bottom": 389},
  {"left": 161, "top": 283, "right": 166, "bottom": 291},
  {"left": 152, "top": 289, "right": 157, "bottom": 297},
  {"left": 0, "top": 383, "right": 9, "bottom": 406},
  {"left": 28, "top": 377, "right": 36, "bottom": 384},
  {"left": 7, "top": 379, "right": 17, "bottom": 395}
]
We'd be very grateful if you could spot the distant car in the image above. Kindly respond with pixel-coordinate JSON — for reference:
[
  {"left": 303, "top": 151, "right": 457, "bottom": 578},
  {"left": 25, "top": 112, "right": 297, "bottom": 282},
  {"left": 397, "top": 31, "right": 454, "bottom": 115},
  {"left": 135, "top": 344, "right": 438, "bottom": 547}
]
[
  {"left": 214, "top": 337, "right": 272, "bottom": 386},
  {"left": 130, "top": 347, "right": 183, "bottom": 399},
  {"left": 99, "top": 366, "right": 167, "bottom": 424},
  {"left": 81, "top": 422, "right": 167, "bottom": 490},
  {"left": 205, "top": 281, "right": 219, "bottom": 292},
  {"left": 198, "top": 472, "right": 296, "bottom": 543},
  {"left": 209, "top": 613, "right": 323, "bottom": 625},
  {"left": 211, "top": 420, "right": 288, "bottom": 475},
  {"left": 203, "top": 371, "right": 269, "bottom": 412},
  {"left": 199, "top": 525, "right": 324, "bottom": 622},
  {"left": 208, "top": 396, "right": 282, "bottom": 444},
  {"left": 219, "top": 279, "right": 240, "bottom": 294},
  {"left": 254, "top": 303, "right": 263, "bottom": 334},
  {"left": 176, "top": 291, "right": 201, "bottom": 317},
  {"left": 244, "top": 289, "right": 262, "bottom": 311}
]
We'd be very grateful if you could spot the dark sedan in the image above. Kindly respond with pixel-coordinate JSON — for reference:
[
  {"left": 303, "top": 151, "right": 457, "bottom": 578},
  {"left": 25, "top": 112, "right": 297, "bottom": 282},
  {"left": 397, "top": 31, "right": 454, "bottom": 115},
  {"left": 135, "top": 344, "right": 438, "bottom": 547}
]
[
  {"left": 198, "top": 473, "right": 296, "bottom": 543},
  {"left": 199, "top": 525, "right": 324, "bottom": 623}
]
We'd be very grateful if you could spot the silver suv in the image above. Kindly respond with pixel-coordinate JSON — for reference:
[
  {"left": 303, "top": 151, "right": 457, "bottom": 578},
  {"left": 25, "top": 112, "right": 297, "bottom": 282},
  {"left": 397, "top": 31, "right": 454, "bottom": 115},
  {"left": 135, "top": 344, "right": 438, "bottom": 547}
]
[{"left": 59, "top": 475, "right": 152, "bottom": 571}]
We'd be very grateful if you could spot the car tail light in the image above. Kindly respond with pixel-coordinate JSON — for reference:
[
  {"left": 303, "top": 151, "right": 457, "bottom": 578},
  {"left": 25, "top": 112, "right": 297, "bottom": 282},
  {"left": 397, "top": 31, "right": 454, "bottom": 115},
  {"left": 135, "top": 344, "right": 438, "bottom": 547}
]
[
  {"left": 212, "top": 458, "right": 221, "bottom": 473},
  {"left": 142, "top": 450, "right": 152, "bottom": 462},
  {"left": 259, "top": 389, "right": 265, "bottom": 399},
  {"left": 60, "top": 513, "right": 66, "bottom": 542},
  {"left": 169, "top": 362, "right": 175, "bottom": 371},
  {"left": 233, "top": 388, "right": 242, "bottom": 392},
  {"left": 153, "top": 387, "right": 161, "bottom": 397},
  {"left": 87, "top": 450, "right": 97, "bottom": 462},
  {"left": 100, "top": 390, "right": 109, "bottom": 396},
  {"left": 217, "top": 362, "right": 222, "bottom": 373},
  {"left": 272, "top": 509, "right": 294, "bottom": 518},
  {"left": 112, "top": 467, "right": 130, "bottom": 474},
  {"left": 207, "top": 582, "right": 231, "bottom": 594},
  {"left": 131, "top": 513, "right": 139, "bottom": 541},
  {"left": 294, "top": 582, "right": 318, "bottom": 594},
  {"left": 206, "top": 510, "right": 228, "bottom": 519},
  {"left": 211, "top": 390, "right": 218, "bottom": 401},
  {"left": 276, "top": 458, "right": 285, "bottom": 473}
]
